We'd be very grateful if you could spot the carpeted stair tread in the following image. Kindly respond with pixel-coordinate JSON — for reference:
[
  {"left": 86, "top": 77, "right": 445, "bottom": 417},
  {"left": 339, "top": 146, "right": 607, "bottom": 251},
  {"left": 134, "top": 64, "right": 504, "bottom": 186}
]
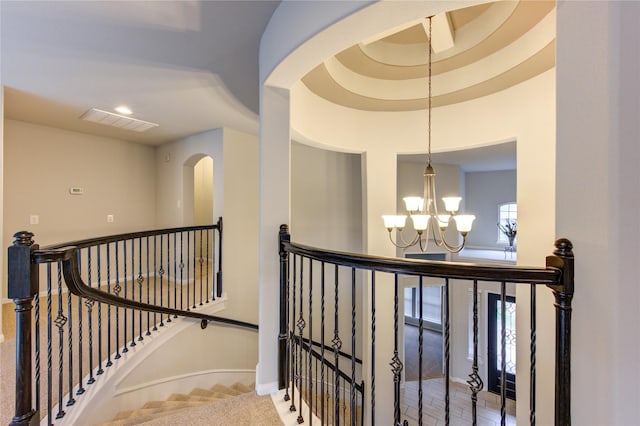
[
  {"left": 106, "top": 383, "right": 255, "bottom": 425},
  {"left": 210, "top": 383, "right": 243, "bottom": 396}
]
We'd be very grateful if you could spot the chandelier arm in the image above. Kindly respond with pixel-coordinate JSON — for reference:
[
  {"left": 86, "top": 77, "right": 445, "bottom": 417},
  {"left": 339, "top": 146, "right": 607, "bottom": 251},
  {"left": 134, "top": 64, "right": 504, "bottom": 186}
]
[{"left": 387, "top": 230, "right": 422, "bottom": 249}]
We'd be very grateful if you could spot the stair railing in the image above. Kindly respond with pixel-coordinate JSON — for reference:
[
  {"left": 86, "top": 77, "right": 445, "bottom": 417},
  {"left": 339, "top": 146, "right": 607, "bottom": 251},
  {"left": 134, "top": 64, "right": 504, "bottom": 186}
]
[
  {"left": 278, "top": 224, "right": 574, "bottom": 425},
  {"left": 8, "top": 217, "right": 258, "bottom": 426}
]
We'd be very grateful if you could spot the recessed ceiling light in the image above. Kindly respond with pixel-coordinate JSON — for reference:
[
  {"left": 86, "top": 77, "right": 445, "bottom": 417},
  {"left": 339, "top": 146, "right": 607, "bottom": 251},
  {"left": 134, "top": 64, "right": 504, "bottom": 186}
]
[{"left": 114, "top": 105, "right": 132, "bottom": 115}]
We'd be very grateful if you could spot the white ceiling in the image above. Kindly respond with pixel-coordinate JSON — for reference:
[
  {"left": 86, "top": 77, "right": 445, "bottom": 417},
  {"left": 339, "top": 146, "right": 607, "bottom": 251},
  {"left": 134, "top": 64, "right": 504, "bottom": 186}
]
[
  {"left": 1, "top": 1, "right": 280, "bottom": 145},
  {"left": 400, "top": 141, "right": 516, "bottom": 172}
]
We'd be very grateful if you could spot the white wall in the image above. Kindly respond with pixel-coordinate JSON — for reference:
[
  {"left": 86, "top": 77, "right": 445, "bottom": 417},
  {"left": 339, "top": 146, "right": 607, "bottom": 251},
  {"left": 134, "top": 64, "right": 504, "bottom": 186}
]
[
  {"left": 0, "top": 87, "right": 4, "bottom": 341},
  {"left": 556, "top": 2, "right": 640, "bottom": 424},
  {"left": 3, "top": 120, "right": 157, "bottom": 249}
]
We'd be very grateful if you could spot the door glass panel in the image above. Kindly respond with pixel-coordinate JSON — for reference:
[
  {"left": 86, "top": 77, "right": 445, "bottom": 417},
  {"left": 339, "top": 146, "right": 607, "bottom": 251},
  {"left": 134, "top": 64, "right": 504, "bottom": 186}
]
[{"left": 496, "top": 299, "right": 517, "bottom": 374}]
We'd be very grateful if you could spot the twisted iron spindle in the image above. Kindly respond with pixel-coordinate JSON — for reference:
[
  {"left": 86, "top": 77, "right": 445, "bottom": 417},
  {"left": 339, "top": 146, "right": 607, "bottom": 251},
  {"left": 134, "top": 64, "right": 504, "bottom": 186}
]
[
  {"left": 47, "top": 264, "right": 53, "bottom": 426},
  {"left": 55, "top": 262, "right": 67, "bottom": 419},
  {"left": 138, "top": 238, "right": 144, "bottom": 339},
  {"left": 333, "top": 264, "right": 342, "bottom": 425},
  {"left": 500, "top": 282, "right": 507, "bottom": 426},
  {"left": 467, "top": 280, "right": 483, "bottom": 426},
  {"left": 114, "top": 242, "right": 121, "bottom": 360},
  {"left": 122, "top": 241, "right": 129, "bottom": 353},
  {"left": 296, "top": 256, "right": 305, "bottom": 424},
  {"left": 390, "top": 274, "right": 403, "bottom": 425},
  {"left": 289, "top": 255, "right": 297, "bottom": 413},
  {"left": 530, "top": 284, "right": 537, "bottom": 425},
  {"left": 370, "top": 272, "right": 376, "bottom": 426},
  {"left": 66, "top": 266, "right": 76, "bottom": 406},
  {"left": 76, "top": 251, "right": 86, "bottom": 396},
  {"left": 96, "top": 245, "right": 104, "bottom": 375},
  {"left": 153, "top": 236, "right": 158, "bottom": 331},
  {"left": 166, "top": 233, "right": 172, "bottom": 322},
  {"left": 158, "top": 234, "right": 165, "bottom": 327},
  {"left": 146, "top": 237, "right": 151, "bottom": 336},
  {"left": 106, "top": 243, "right": 113, "bottom": 367},
  {"left": 199, "top": 229, "right": 204, "bottom": 306},
  {"left": 418, "top": 277, "right": 424, "bottom": 426},
  {"left": 444, "top": 279, "right": 451, "bottom": 426},
  {"left": 206, "top": 230, "right": 210, "bottom": 303},
  {"left": 180, "top": 232, "right": 184, "bottom": 311},
  {"left": 192, "top": 231, "right": 197, "bottom": 308},
  {"left": 186, "top": 232, "right": 190, "bottom": 311},
  {"left": 320, "top": 262, "right": 326, "bottom": 424},
  {"left": 34, "top": 290, "right": 41, "bottom": 414},
  {"left": 174, "top": 233, "right": 179, "bottom": 316},
  {"left": 307, "top": 260, "right": 314, "bottom": 421},
  {"left": 350, "top": 267, "right": 356, "bottom": 426},
  {"left": 86, "top": 249, "right": 95, "bottom": 385}
]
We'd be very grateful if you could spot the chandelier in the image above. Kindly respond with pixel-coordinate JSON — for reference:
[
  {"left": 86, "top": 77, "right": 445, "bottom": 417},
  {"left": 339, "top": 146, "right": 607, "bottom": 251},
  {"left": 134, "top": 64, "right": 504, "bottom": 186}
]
[{"left": 382, "top": 16, "right": 475, "bottom": 253}]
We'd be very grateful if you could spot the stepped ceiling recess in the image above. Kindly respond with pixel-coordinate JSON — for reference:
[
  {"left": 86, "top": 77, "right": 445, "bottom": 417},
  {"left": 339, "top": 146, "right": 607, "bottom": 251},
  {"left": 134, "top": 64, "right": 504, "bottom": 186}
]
[
  {"left": 303, "top": 0, "right": 555, "bottom": 111},
  {"left": 1, "top": 1, "right": 555, "bottom": 145}
]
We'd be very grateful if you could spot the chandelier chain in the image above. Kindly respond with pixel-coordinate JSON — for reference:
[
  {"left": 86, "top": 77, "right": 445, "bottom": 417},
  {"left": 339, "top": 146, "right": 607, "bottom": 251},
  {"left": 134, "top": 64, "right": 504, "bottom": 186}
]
[{"left": 427, "top": 16, "right": 432, "bottom": 167}]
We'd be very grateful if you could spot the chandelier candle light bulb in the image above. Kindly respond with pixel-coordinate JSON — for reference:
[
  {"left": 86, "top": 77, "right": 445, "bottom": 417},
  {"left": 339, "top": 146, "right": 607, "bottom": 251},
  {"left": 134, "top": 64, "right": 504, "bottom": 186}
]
[{"left": 382, "top": 15, "right": 475, "bottom": 253}]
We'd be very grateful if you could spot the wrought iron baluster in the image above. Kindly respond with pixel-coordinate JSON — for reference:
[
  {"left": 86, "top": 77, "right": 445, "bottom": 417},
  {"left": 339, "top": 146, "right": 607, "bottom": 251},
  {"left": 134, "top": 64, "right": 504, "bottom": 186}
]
[
  {"left": 206, "top": 229, "right": 210, "bottom": 303},
  {"left": 86, "top": 248, "right": 96, "bottom": 384},
  {"left": 165, "top": 234, "right": 175, "bottom": 322},
  {"left": 180, "top": 232, "right": 184, "bottom": 311},
  {"left": 146, "top": 237, "right": 151, "bottom": 336},
  {"left": 174, "top": 233, "right": 179, "bottom": 316},
  {"left": 96, "top": 244, "right": 104, "bottom": 375},
  {"left": 122, "top": 240, "right": 128, "bottom": 353},
  {"left": 114, "top": 242, "right": 121, "bottom": 359},
  {"left": 66, "top": 262, "right": 75, "bottom": 407},
  {"left": 166, "top": 233, "right": 172, "bottom": 323},
  {"left": 186, "top": 232, "right": 190, "bottom": 311},
  {"left": 418, "top": 276, "right": 424, "bottom": 426},
  {"left": 106, "top": 243, "right": 113, "bottom": 367},
  {"left": 55, "top": 262, "right": 66, "bottom": 419},
  {"left": 152, "top": 235, "right": 158, "bottom": 331},
  {"left": 350, "top": 267, "right": 356, "bottom": 426},
  {"left": 500, "top": 281, "right": 507, "bottom": 426},
  {"left": 370, "top": 271, "right": 376, "bottom": 426},
  {"left": 444, "top": 278, "right": 451, "bottom": 426},
  {"left": 159, "top": 234, "right": 165, "bottom": 326},
  {"left": 320, "top": 261, "right": 326, "bottom": 424},
  {"left": 47, "top": 264, "right": 53, "bottom": 426},
  {"left": 390, "top": 274, "right": 403, "bottom": 425},
  {"left": 34, "top": 288, "right": 41, "bottom": 414},
  {"left": 76, "top": 251, "right": 85, "bottom": 396},
  {"left": 192, "top": 230, "right": 197, "bottom": 308},
  {"left": 467, "top": 280, "right": 483, "bottom": 426},
  {"left": 289, "top": 254, "right": 297, "bottom": 413},
  {"left": 137, "top": 238, "right": 144, "bottom": 338},
  {"left": 530, "top": 283, "right": 537, "bottom": 425},
  {"left": 199, "top": 228, "right": 204, "bottom": 306},
  {"left": 308, "top": 260, "right": 314, "bottom": 422},
  {"left": 296, "top": 256, "right": 305, "bottom": 424},
  {"left": 333, "top": 264, "right": 342, "bottom": 425}
]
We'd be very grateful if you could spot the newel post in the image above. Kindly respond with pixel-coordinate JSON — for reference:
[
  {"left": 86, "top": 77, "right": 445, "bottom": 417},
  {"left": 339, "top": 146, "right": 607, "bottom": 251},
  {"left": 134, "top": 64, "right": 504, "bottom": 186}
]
[
  {"left": 546, "top": 238, "right": 574, "bottom": 426},
  {"left": 216, "top": 216, "right": 223, "bottom": 298},
  {"left": 8, "top": 231, "right": 40, "bottom": 426},
  {"left": 278, "top": 225, "right": 290, "bottom": 391}
]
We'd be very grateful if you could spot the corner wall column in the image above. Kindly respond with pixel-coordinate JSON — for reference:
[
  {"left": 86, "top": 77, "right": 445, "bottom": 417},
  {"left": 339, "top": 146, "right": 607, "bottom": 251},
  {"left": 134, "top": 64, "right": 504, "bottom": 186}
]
[{"left": 257, "top": 86, "right": 291, "bottom": 394}]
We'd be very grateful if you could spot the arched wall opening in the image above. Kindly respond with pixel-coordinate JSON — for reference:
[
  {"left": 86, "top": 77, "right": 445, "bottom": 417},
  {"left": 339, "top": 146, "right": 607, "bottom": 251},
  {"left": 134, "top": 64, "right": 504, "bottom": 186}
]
[{"left": 182, "top": 153, "right": 214, "bottom": 227}]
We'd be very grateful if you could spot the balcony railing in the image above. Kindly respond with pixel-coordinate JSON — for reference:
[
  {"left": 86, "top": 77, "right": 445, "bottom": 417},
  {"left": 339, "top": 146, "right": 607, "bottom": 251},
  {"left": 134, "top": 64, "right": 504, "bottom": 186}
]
[
  {"left": 278, "top": 224, "right": 574, "bottom": 425},
  {"left": 8, "top": 218, "right": 258, "bottom": 426}
]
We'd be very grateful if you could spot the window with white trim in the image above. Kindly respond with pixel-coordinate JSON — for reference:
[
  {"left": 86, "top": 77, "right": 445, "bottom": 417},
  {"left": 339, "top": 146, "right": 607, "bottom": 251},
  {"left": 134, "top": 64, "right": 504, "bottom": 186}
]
[{"left": 497, "top": 202, "right": 517, "bottom": 243}]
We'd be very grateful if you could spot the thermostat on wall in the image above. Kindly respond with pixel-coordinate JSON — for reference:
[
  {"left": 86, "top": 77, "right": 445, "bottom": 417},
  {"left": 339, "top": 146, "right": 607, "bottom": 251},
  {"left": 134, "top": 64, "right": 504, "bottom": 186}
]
[{"left": 69, "top": 187, "right": 84, "bottom": 195}]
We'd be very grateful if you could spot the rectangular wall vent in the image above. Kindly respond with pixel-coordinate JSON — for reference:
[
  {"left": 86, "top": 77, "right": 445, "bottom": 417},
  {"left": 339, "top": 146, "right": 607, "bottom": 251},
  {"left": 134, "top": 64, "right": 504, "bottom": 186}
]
[{"left": 80, "top": 108, "right": 159, "bottom": 132}]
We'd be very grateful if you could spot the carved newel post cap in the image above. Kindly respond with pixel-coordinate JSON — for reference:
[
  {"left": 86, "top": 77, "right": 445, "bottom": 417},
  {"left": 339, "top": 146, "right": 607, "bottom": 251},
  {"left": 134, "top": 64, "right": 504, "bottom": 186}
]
[
  {"left": 554, "top": 238, "right": 573, "bottom": 257},
  {"left": 12, "top": 231, "right": 34, "bottom": 246}
]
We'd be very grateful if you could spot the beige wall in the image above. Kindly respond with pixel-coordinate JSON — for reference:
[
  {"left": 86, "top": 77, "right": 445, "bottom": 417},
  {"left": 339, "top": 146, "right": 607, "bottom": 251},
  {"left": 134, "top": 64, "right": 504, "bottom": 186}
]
[{"left": 193, "top": 156, "right": 214, "bottom": 226}]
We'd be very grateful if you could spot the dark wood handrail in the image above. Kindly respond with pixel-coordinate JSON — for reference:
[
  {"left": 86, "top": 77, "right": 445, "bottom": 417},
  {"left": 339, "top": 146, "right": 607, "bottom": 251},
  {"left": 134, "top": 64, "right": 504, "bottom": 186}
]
[
  {"left": 43, "top": 245, "right": 258, "bottom": 331},
  {"left": 39, "top": 219, "right": 221, "bottom": 251},
  {"left": 282, "top": 240, "right": 561, "bottom": 284}
]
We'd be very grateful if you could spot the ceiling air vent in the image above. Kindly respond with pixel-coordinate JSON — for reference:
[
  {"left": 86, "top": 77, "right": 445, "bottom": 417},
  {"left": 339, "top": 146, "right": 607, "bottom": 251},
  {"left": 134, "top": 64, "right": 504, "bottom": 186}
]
[{"left": 80, "top": 108, "right": 159, "bottom": 132}]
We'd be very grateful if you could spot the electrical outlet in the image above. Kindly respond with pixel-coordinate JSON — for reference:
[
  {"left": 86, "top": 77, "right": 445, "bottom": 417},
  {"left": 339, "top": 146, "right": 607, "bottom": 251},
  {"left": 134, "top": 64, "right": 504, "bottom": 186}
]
[{"left": 107, "top": 214, "right": 114, "bottom": 223}]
